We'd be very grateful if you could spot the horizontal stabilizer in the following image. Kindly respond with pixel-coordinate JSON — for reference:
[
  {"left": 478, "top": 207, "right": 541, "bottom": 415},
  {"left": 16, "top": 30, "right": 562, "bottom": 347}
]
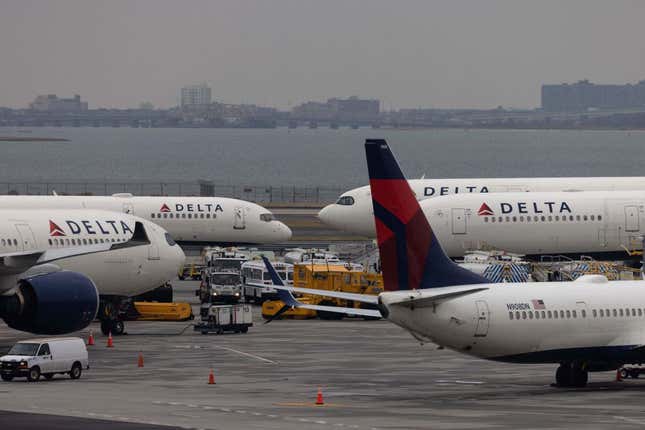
[
  {"left": 246, "top": 281, "right": 379, "bottom": 305},
  {"left": 384, "top": 286, "right": 489, "bottom": 309}
]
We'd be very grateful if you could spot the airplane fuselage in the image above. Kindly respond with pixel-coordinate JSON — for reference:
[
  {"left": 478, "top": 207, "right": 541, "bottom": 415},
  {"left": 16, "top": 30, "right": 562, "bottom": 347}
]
[
  {"left": 0, "top": 209, "right": 185, "bottom": 297},
  {"left": 381, "top": 278, "right": 645, "bottom": 366},
  {"left": 319, "top": 177, "right": 645, "bottom": 237},
  {"left": 0, "top": 195, "right": 292, "bottom": 245}
]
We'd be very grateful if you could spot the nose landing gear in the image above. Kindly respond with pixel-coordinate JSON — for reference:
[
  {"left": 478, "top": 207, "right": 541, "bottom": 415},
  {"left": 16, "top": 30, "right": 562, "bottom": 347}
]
[
  {"left": 98, "top": 296, "right": 127, "bottom": 336},
  {"left": 555, "top": 362, "right": 588, "bottom": 387}
]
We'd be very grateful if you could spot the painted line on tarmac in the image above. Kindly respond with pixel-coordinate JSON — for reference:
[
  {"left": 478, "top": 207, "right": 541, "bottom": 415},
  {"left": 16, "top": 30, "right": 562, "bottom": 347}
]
[
  {"left": 614, "top": 416, "right": 645, "bottom": 425},
  {"left": 211, "top": 345, "right": 278, "bottom": 364}
]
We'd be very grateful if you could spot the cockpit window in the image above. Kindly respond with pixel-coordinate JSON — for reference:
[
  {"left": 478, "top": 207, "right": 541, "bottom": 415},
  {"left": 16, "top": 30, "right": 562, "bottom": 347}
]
[
  {"left": 164, "top": 233, "right": 177, "bottom": 246},
  {"left": 336, "top": 196, "right": 355, "bottom": 206},
  {"left": 260, "top": 213, "right": 274, "bottom": 222}
]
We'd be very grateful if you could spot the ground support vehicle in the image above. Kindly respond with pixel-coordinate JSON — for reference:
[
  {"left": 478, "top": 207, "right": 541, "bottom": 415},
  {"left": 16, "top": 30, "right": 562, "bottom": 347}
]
[
  {"left": 194, "top": 304, "right": 253, "bottom": 334},
  {"left": 1, "top": 338, "right": 88, "bottom": 382},
  {"left": 178, "top": 264, "right": 205, "bottom": 280}
]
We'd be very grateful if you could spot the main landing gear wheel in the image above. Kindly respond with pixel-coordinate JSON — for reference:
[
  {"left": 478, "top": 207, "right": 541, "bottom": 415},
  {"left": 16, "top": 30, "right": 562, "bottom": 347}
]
[
  {"left": 99, "top": 297, "right": 126, "bottom": 336},
  {"left": 555, "top": 362, "right": 588, "bottom": 387}
]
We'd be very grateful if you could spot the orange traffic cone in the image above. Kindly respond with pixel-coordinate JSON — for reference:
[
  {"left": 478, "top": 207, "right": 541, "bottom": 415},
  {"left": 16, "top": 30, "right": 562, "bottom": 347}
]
[
  {"left": 137, "top": 352, "right": 144, "bottom": 368},
  {"left": 107, "top": 332, "right": 114, "bottom": 348},
  {"left": 208, "top": 369, "right": 215, "bottom": 385},
  {"left": 315, "top": 387, "right": 324, "bottom": 405},
  {"left": 87, "top": 330, "right": 95, "bottom": 346}
]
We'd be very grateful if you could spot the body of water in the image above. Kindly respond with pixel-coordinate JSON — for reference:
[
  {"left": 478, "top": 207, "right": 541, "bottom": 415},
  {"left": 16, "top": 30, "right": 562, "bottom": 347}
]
[{"left": 1, "top": 127, "right": 644, "bottom": 188}]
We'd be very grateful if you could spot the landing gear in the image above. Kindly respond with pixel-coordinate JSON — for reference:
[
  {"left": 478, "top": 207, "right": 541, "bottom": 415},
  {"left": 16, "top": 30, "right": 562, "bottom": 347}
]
[
  {"left": 99, "top": 296, "right": 127, "bottom": 336},
  {"left": 555, "top": 362, "right": 588, "bottom": 387}
]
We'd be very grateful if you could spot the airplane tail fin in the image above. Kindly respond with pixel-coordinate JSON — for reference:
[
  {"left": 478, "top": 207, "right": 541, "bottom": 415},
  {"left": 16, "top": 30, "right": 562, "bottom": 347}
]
[{"left": 365, "top": 139, "right": 488, "bottom": 291}]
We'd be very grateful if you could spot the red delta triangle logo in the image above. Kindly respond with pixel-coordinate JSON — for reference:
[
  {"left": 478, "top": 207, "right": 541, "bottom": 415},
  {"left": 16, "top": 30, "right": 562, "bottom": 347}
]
[
  {"left": 49, "top": 220, "right": 66, "bottom": 237},
  {"left": 478, "top": 203, "right": 494, "bottom": 216},
  {"left": 160, "top": 203, "right": 171, "bottom": 213}
]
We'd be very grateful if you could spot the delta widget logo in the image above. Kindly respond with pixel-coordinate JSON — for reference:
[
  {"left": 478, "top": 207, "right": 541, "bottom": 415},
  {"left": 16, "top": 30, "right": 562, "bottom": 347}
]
[
  {"left": 477, "top": 203, "right": 494, "bottom": 216},
  {"left": 160, "top": 204, "right": 171, "bottom": 213},
  {"left": 49, "top": 220, "right": 66, "bottom": 237}
]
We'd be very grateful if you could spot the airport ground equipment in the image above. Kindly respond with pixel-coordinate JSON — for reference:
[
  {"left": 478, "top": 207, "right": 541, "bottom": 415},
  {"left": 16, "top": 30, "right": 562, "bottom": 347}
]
[
  {"left": 261, "top": 263, "right": 383, "bottom": 320},
  {"left": 194, "top": 304, "right": 253, "bottom": 334},
  {"left": 241, "top": 260, "right": 294, "bottom": 303},
  {"left": 178, "top": 264, "right": 205, "bottom": 280},
  {"left": 261, "top": 296, "right": 317, "bottom": 319},
  {"left": 197, "top": 270, "right": 243, "bottom": 304}
]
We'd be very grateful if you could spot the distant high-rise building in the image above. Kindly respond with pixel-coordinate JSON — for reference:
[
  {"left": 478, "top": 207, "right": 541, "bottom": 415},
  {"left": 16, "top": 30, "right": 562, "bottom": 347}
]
[
  {"left": 541, "top": 80, "right": 645, "bottom": 112},
  {"left": 181, "top": 83, "right": 212, "bottom": 108},
  {"left": 292, "top": 96, "right": 380, "bottom": 122},
  {"left": 30, "top": 94, "right": 88, "bottom": 112}
]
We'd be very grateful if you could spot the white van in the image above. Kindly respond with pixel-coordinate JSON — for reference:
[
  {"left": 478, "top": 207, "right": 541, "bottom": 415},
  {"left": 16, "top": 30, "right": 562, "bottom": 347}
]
[{"left": 0, "top": 337, "right": 89, "bottom": 382}]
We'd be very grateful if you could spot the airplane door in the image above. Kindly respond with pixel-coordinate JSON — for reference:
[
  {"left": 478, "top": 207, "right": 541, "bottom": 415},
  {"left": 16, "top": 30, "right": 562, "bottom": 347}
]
[
  {"left": 234, "top": 207, "right": 246, "bottom": 230},
  {"left": 625, "top": 206, "right": 639, "bottom": 232},
  {"left": 451, "top": 208, "right": 467, "bottom": 234},
  {"left": 474, "top": 300, "right": 490, "bottom": 337},
  {"left": 123, "top": 203, "right": 134, "bottom": 215},
  {"left": 14, "top": 224, "right": 37, "bottom": 251}
]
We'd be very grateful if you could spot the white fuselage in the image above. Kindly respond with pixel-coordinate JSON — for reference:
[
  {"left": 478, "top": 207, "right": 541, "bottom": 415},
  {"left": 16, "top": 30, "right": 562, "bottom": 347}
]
[
  {"left": 423, "top": 190, "right": 645, "bottom": 258},
  {"left": 0, "top": 195, "right": 292, "bottom": 244},
  {"left": 0, "top": 209, "right": 185, "bottom": 297},
  {"left": 380, "top": 277, "right": 645, "bottom": 363},
  {"left": 319, "top": 177, "right": 645, "bottom": 237}
]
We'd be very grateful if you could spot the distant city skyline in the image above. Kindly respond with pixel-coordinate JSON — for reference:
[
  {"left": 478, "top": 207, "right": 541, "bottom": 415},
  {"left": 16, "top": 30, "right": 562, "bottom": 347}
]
[{"left": 1, "top": 1, "right": 644, "bottom": 110}]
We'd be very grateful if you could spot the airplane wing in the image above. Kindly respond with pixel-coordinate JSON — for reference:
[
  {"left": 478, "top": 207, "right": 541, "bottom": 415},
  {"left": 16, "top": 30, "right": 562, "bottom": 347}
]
[{"left": 259, "top": 257, "right": 382, "bottom": 319}]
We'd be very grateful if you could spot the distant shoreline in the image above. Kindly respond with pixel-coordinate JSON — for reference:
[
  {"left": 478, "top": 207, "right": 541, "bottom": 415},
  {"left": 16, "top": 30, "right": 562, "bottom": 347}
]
[{"left": 0, "top": 136, "right": 70, "bottom": 142}]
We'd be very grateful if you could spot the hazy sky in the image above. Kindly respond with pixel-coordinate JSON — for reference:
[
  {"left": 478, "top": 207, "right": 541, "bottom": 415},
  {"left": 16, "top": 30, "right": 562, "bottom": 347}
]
[{"left": 1, "top": 0, "right": 644, "bottom": 110}]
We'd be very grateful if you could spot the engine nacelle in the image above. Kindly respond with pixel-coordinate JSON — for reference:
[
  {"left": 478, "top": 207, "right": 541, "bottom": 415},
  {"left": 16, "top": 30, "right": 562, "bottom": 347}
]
[{"left": 0, "top": 271, "right": 99, "bottom": 335}]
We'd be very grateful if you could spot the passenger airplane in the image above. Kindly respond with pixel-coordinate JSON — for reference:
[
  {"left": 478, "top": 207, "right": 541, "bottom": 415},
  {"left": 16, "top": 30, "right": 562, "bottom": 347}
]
[
  {"left": 261, "top": 140, "right": 645, "bottom": 388},
  {"left": 0, "top": 195, "right": 292, "bottom": 245},
  {"left": 0, "top": 209, "right": 185, "bottom": 335},
  {"left": 319, "top": 172, "right": 645, "bottom": 237},
  {"left": 421, "top": 190, "right": 645, "bottom": 259}
]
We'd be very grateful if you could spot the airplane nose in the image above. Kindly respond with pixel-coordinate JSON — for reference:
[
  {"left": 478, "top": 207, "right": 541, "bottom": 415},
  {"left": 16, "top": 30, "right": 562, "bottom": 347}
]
[
  {"left": 318, "top": 205, "right": 335, "bottom": 227},
  {"left": 276, "top": 222, "right": 292, "bottom": 242}
]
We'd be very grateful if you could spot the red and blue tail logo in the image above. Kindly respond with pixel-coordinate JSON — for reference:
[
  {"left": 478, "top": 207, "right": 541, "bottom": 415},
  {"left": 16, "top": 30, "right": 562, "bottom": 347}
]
[{"left": 365, "top": 139, "right": 488, "bottom": 291}]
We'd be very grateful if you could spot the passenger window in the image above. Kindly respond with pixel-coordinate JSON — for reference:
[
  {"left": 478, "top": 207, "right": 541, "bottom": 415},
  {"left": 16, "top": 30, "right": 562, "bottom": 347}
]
[
  {"left": 484, "top": 217, "right": 488, "bottom": 223},
  {"left": 48, "top": 239, "right": 52, "bottom": 245},
  {"left": 188, "top": 214, "right": 192, "bottom": 219},
  {"left": 522, "top": 311, "right": 527, "bottom": 320},
  {"left": 590, "top": 215, "right": 595, "bottom": 221},
  {"left": 599, "top": 309, "right": 604, "bottom": 317},
  {"left": 505, "top": 216, "right": 510, "bottom": 223},
  {"left": 541, "top": 311, "right": 546, "bottom": 319},
  {"left": 498, "top": 217, "right": 503, "bottom": 223},
  {"left": 583, "top": 215, "right": 588, "bottom": 221},
  {"left": 491, "top": 217, "right": 496, "bottom": 223},
  {"left": 151, "top": 213, "right": 155, "bottom": 218},
  {"left": 13, "top": 239, "right": 18, "bottom": 246},
  {"left": 515, "top": 311, "right": 520, "bottom": 320},
  {"left": 625, "top": 308, "right": 630, "bottom": 316},
  {"left": 639, "top": 309, "right": 643, "bottom": 317},
  {"left": 572, "top": 310, "right": 577, "bottom": 318},
  {"left": 632, "top": 309, "right": 637, "bottom": 317},
  {"left": 612, "top": 309, "right": 617, "bottom": 317},
  {"left": 182, "top": 213, "right": 187, "bottom": 218},
  {"left": 38, "top": 344, "right": 50, "bottom": 356},
  {"left": 547, "top": 310, "right": 552, "bottom": 318},
  {"left": 569, "top": 215, "right": 574, "bottom": 221},
  {"left": 509, "top": 312, "right": 514, "bottom": 320},
  {"left": 535, "top": 311, "right": 540, "bottom": 319},
  {"left": 548, "top": 216, "right": 552, "bottom": 221},
  {"left": 576, "top": 215, "right": 581, "bottom": 221},
  {"left": 555, "top": 216, "right": 559, "bottom": 221},
  {"left": 553, "top": 311, "right": 558, "bottom": 319},
  {"left": 520, "top": 216, "right": 524, "bottom": 222},
  {"left": 528, "top": 311, "right": 533, "bottom": 319},
  {"left": 598, "top": 215, "right": 602, "bottom": 221},
  {"left": 566, "top": 310, "right": 571, "bottom": 318},
  {"left": 206, "top": 214, "right": 211, "bottom": 219},
  {"left": 560, "top": 310, "right": 565, "bottom": 318},
  {"left": 581, "top": 310, "right": 586, "bottom": 318},
  {"left": 593, "top": 309, "right": 597, "bottom": 318},
  {"left": 534, "top": 216, "right": 539, "bottom": 222},
  {"left": 163, "top": 213, "right": 167, "bottom": 218},
  {"left": 82, "top": 239, "right": 87, "bottom": 245}
]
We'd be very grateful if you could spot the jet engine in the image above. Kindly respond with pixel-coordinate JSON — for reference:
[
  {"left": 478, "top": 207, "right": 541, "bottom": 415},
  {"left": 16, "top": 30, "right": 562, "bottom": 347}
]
[{"left": 0, "top": 271, "right": 99, "bottom": 335}]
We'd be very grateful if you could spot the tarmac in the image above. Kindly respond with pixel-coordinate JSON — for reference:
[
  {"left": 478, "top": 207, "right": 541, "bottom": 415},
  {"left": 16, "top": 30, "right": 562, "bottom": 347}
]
[{"left": 3, "top": 281, "right": 645, "bottom": 429}]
